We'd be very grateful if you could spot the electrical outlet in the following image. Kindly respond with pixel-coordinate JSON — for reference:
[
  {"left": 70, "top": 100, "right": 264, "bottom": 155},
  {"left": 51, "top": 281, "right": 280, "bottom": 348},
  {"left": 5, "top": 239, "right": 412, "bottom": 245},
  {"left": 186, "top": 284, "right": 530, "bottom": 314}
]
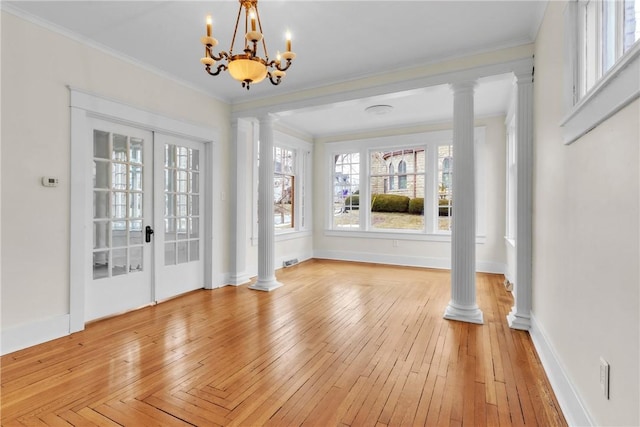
[{"left": 599, "top": 357, "right": 610, "bottom": 399}]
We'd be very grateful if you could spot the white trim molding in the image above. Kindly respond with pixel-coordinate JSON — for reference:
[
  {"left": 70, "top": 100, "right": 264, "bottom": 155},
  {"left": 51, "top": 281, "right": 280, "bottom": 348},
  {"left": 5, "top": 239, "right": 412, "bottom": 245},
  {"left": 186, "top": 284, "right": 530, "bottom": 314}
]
[
  {"left": 561, "top": 19, "right": 640, "bottom": 144},
  {"left": 530, "top": 313, "right": 595, "bottom": 427},
  {"left": 69, "top": 87, "right": 220, "bottom": 332},
  {"left": 313, "top": 251, "right": 505, "bottom": 275},
  {"left": 1, "top": 315, "right": 70, "bottom": 356}
]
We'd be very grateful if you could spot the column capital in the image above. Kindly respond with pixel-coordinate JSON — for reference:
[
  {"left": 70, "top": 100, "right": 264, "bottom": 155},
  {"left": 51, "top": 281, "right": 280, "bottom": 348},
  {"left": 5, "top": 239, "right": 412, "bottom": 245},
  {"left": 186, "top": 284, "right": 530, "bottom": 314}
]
[
  {"left": 449, "top": 80, "right": 477, "bottom": 94},
  {"left": 258, "top": 113, "right": 278, "bottom": 126},
  {"left": 513, "top": 69, "right": 534, "bottom": 84}
]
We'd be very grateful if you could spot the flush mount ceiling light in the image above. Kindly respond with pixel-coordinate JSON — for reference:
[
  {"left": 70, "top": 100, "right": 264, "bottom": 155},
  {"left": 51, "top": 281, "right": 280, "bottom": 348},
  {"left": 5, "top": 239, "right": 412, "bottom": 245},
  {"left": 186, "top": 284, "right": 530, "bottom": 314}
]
[
  {"left": 200, "top": 0, "right": 296, "bottom": 90},
  {"left": 365, "top": 104, "right": 394, "bottom": 116}
]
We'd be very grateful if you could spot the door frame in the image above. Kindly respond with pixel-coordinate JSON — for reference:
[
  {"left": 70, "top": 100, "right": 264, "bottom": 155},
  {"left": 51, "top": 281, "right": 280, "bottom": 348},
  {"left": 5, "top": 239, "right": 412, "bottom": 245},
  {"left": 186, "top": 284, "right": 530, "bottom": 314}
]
[{"left": 69, "top": 87, "right": 219, "bottom": 333}]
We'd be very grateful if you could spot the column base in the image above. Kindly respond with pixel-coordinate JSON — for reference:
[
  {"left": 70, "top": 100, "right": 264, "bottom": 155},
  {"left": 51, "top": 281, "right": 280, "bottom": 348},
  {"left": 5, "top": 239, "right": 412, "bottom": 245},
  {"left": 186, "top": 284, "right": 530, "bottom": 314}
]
[
  {"left": 249, "top": 279, "right": 283, "bottom": 292},
  {"left": 443, "top": 302, "right": 484, "bottom": 324},
  {"left": 507, "top": 307, "right": 531, "bottom": 330}
]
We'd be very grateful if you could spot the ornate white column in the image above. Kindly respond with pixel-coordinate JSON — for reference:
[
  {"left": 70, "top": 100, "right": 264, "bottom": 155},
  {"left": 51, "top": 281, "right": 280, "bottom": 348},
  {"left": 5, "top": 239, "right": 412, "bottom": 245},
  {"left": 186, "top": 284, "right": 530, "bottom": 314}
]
[
  {"left": 444, "top": 80, "right": 484, "bottom": 324},
  {"left": 229, "top": 118, "right": 252, "bottom": 285},
  {"left": 249, "top": 114, "right": 282, "bottom": 291},
  {"left": 507, "top": 71, "right": 534, "bottom": 330}
]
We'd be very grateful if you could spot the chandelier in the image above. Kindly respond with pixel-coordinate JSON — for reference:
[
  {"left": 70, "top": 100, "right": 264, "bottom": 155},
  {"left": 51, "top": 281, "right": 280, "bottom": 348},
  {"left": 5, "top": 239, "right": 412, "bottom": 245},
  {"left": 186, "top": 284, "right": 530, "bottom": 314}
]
[{"left": 200, "top": 0, "right": 296, "bottom": 90}]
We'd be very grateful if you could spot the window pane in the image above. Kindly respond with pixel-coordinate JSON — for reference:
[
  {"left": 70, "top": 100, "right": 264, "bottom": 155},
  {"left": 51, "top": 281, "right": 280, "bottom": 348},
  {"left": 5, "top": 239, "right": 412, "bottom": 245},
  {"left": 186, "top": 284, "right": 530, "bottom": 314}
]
[
  {"left": 624, "top": 0, "right": 640, "bottom": 51},
  {"left": 130, "top": 138, "right": 143, "bottom": 164},
  {"left": 93, "top": 221, "right": 109, "bottom": 250},
  {"left": 165, "top": 144, "right": 176, "bottom": 168},
  {"left": 129, "top": 247, "right": 143, "bottom": 273},
  {"left": 93, "top": 191, "right": 109, "bottom": 219},
  {"left": 177, "top": 241, "right": 188, "bottom": 264},
  {"left": 165, "top": 218, "right": 176, "bottom": 241},
  {"left": 112, "top": 134, "right": 127, "bottom": 162},
  {"left": 274, "top": 175, "right": 294, "bottom": 229},
  {"left": 93, "top": 130, "right": 110, "bottom": 160},
  {"left": 333, "top": 153, "right": 360, "bottom": 229},
  {"left": 93, "top": 161, "right": 109, "bottom": 189},
  {"left": 438, "top": 145, "right": 453, "bottom": 232},
  {"left": 129, "top": 220, "right": 143, "bottom": 245},
  {"left": 93, "top": 251, "right": 109, "bottom": 279},
  {"left": 369, "top": 149, "right": 424, "bottom": 231},
  {"left": 112, "top": 248, "right": 127, "bottom": 276},
  {"left": 130, "top": 165, "right": 143, "bottom": 191},
  {"left": 112, "top": 221, "right": 127, "bottom": 247}
]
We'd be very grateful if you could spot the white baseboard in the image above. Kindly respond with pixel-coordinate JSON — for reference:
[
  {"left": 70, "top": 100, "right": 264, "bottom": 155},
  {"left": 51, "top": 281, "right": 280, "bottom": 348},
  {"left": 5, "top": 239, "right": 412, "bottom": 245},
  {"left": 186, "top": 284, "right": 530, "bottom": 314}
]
[
  {"left": 530, "top": 313, "right": 595, "bottom": 427},
  {"left": 313, "top": 250, "right": 505, "bottom": 274},
  {"left": 1, "top": 314, "right": 70, "bottom": 356}
]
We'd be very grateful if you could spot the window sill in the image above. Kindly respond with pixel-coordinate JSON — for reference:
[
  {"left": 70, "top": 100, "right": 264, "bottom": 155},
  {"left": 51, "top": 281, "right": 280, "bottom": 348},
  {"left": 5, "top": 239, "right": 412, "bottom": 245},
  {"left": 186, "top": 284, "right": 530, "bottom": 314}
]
[
  {"left": 251, "top": 230, "right": 312, "bottom": 246},
  {"left": 324, "top": 229, "right": 487, "bottom": 244},
  {"left": 561, "top": 43, "right": 640, "bottom": 145},
  {"left": 276, "top": 229, "right": 312, "bottom": 242}
]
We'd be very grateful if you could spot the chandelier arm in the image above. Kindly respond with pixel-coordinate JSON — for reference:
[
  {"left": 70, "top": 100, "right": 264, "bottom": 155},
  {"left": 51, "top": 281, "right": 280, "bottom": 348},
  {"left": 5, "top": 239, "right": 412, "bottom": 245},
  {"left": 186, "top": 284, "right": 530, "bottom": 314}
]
[
  {"left": 207, "top": 47, "right": 229, "bottom": 62},
  {"left": 275, "top": 59, "right": 292, "bottom": 72},
  {"left": 205, "top": 63, "right": 228, "bottom": 76},
  {"left": 267, "top": 72, "right": 282, "bottom": 86}
]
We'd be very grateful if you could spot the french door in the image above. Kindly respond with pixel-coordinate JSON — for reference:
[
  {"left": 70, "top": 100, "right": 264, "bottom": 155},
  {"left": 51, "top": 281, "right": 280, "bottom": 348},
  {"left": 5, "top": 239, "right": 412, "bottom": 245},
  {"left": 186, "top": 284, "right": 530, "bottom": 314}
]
[{"left": 87, "top": 119, "right": 205, "bottom": 321}]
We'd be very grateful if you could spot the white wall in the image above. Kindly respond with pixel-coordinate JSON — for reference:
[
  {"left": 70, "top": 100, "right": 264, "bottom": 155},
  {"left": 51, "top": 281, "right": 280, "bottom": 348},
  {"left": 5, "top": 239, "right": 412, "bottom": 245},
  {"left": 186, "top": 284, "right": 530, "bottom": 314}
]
[
  {"left": 533, "top": 2, "right": 639, "bottom": 425},
  {"left": 313, "top": 116, "right": 507, "bottom": 273},
  {"left": 1, "top": 12, "right": 231, "bottom": 335}
]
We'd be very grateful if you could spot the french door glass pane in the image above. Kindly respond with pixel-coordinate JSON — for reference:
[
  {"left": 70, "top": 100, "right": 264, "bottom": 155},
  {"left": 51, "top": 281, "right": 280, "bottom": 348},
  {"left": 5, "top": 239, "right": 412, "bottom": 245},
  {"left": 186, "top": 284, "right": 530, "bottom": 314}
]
[
  {"left": 129, "top": 220, "right": 143, "bottom": 245},
  {"left": 130, "top": 138, "right": 143, "bottom": 164},
  {"left": 93, "top": 161, "right": 109, "bottom": 189},
  {"left": 112, "top": 135, "right": 127, "bottom": 161},
  {"left": 112, "top": 248, "right": 127, "bottom": 276},
  {"left": 93, "top": 221, "right": 109, "bottom": 249},
  {"left": 93, "top": 251, "right": 109, "bottom": 279},
  {"left": 93, "top": 130, "right": 109, "bottom": 159},
  {"left": 112, "top": 221, "right": 127, "bottom": 247}
]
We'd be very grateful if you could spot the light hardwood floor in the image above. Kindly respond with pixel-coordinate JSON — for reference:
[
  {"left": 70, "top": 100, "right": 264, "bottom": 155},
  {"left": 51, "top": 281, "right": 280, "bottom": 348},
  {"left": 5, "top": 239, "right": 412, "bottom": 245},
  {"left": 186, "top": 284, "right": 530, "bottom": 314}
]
[{"left": 1, "top": 260, "right": 566, "bottom": 426}]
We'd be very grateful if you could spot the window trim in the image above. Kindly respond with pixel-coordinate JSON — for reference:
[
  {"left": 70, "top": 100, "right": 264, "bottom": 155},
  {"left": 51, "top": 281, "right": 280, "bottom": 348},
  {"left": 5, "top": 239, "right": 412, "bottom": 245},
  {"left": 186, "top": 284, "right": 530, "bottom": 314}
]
[
  {"left": 251, "top": 129, "right": 312, "bottom": 244},
  {"left": 562, "top": 0, "right": 640, "bottom": 144}
]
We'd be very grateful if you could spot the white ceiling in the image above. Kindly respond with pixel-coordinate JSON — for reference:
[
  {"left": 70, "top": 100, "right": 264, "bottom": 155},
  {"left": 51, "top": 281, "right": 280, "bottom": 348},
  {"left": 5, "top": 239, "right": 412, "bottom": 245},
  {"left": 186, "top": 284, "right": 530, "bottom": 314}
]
[{"left": 5, "top": 1, "right": 546, "bottom": 137}]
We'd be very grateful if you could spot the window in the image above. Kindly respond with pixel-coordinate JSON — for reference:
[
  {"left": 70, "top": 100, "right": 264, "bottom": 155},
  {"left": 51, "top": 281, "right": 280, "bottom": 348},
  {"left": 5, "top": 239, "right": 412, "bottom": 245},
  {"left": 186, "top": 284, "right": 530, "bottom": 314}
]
[
  {"left": 437, "top": 146, "right": 453, "bottom": 232},
  {"left": 328, "top": 129, "right": 485, "bottom": 237},
  {"left": 369, "top": 148, "right": 424, "bottom": 231},
  {"left": 252, "top": 131, "right": 312, "bottom": 240},
  {"left": 274, "top": 146, "right": 295, "bottom": 230},
  {"left": 562, "top": 0, "right": 640, "bottom": 143},
  {"left": 578, "top": 0, "right": 639, "bottom": 98},
  {"left": 333, "top": 152, "right": 360, "bottom": 229},
  {"left": 505, "top": 117, "right": 516, "bottom": 244}
]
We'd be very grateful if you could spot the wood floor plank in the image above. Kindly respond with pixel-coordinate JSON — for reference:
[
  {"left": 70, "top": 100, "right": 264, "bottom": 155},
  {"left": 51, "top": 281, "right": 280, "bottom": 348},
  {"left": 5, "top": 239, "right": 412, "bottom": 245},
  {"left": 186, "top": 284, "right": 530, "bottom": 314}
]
[{"left": 1, "top": 260, "right": 567, "bottom": 427}]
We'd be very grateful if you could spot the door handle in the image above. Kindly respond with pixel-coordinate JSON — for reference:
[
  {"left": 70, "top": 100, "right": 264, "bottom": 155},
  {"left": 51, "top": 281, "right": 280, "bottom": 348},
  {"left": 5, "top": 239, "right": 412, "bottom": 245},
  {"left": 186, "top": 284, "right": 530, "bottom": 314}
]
[{"left": 145, "top": 225, "right": 154, "bottom": 243}]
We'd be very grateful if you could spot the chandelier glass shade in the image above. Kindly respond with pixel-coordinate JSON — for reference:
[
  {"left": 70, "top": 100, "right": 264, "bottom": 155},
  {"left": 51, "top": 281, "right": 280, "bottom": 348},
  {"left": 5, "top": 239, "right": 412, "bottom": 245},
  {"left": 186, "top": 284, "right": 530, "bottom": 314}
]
[{"left": 200, "top": 0, "right": 295, "bottom": 90}]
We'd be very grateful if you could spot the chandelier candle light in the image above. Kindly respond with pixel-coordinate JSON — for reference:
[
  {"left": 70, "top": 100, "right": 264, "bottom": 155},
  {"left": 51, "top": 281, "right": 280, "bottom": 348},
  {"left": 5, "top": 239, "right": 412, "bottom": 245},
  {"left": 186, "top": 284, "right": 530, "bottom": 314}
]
[{"left": 200, "top": 0, "right": 296, "bottom": 90}]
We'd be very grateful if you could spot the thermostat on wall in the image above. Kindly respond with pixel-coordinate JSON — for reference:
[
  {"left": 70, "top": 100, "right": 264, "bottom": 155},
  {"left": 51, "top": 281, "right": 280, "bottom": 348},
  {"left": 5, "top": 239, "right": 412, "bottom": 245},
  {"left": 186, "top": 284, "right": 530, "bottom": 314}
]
[{"left": 41, "top": 177, "right": 59, "bottom": 187}]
